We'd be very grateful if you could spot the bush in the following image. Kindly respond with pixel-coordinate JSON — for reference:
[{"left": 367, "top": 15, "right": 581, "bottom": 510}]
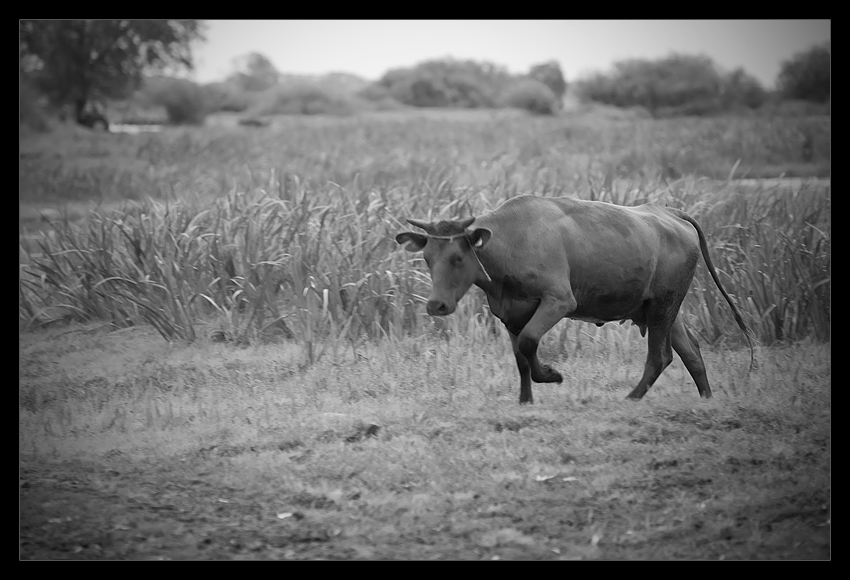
[
  {"left": 355, "top": 84, "right": 408, "bottom": 111},
  {"left": 778, "top": 42, "right": 830, "bottom": 103},
  {"left": 721, "top": 68, "right": 768, "bottom": 110},
  {"left": 249, "top": 84, "right": 357, "bottom": 116},
  {"left": 501, "top": 78, "right": 559, "bottom": 115},
  {"left": 757, "top": 98, "right": 830, "bottom": 118},
  {"left": 228, "top": 52, "right": 280, "bottom": 93},
  {"left": 576, "top": 54, "right": 723, "bottom": 116},
  {"left": 575, "top": 53, "right": 770, "bottom": 117},
  {"left": 528, "top": 61, "right": 567, "bottom": 105},
  {"left": 375, "top": 59, "right": 513, "bottom": 108},
  {"left": 203, "top": 81, "right": 254, "bottom": 113},
  {"left": 144, "top": 77, "right": 210, "bottom": 125},
  {"left": 20, "top": 75, "right": 50, "bottom": 132}
]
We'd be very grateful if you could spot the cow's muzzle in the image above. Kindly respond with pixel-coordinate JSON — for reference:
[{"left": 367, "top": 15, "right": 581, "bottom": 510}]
[{"left": 427, "top": 298, "right": 455, "bottom": 316}]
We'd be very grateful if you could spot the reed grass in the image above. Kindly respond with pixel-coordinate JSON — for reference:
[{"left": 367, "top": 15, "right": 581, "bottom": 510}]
[{"left": 20, "top": 111, "right": 830, "bottom": 352}]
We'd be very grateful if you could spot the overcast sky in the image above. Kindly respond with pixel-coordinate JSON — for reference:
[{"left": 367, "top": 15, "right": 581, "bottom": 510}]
[{"left": 191, "top": 20, "right": 830, "bottom": 89}]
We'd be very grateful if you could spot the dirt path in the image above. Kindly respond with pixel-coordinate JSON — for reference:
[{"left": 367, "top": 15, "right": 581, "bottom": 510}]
[
  {"left": 20, "top": 456, "right": 830, "bottom": 561},
  {"left": 21, "top": 456, "right": 366, "bottom": 560}
]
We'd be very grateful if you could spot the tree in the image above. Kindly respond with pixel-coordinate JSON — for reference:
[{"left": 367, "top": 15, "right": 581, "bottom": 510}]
[
  {"left": 528, "top": 61, "right": 567, "bottom": 104},
  {"left": 144, "top": 76, "right": 210, "bottom": 125},
  {"left": 375, "top": 58, "right": 513, "bottom": 108},
  {"left": 721, "top": 68, "right": 767, "bottom": 110},
  {"left": 228, "top": 52, "right": 279, "bottom": 92},
  {"left": 575, "top": 53, "right": 725, "bottom": 117},
  {"left": 502, "top": 78, "right": 558, "bottom": 115},
  {"left": 19, "top": 20, "right": 205, "bottom": 121},
  {"left": 777, "top": 42, "right": 830, "bottom": 103}
]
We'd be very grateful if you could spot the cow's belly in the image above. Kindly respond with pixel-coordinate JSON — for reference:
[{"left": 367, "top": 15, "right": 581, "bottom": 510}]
[
  {"left": 570, "top": 296, "right": 645, "bottom": 325},
  {"left": 488, "top": 289, "right": 646, "bottom": 334},
  {"left": 571, "top": 315, "right": 613, "bottom": 324}
]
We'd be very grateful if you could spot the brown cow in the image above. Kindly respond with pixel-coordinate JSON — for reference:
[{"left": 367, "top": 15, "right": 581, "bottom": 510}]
[{"left": 396, "top": 195, "right": 753, "bottom": 404}]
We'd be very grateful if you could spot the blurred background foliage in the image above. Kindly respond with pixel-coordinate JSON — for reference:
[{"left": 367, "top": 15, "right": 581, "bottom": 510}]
[{"left": 20, "top": 20, "right": 829, "bottom": 129}]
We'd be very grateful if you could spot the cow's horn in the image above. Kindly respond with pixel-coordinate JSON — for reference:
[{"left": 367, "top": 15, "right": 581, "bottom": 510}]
[
  {"left": 459, "top": 217, "right": 476, "bottom": 230},
  {"left": 406, "top": 218, "right": 432, "bottom": 232}
]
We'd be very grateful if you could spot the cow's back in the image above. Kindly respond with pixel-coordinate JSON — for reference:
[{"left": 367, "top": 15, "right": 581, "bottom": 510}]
[
  {"left": 474, "top": 195, "right": 701, "bottom": 314},
  {"left": 479, "top": 195, "right": 698, "bottom": 256}
]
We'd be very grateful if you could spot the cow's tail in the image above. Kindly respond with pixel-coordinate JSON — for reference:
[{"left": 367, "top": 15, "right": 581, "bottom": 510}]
[{"left": 668, "top": 208, "right": 756, "bottom": 373}]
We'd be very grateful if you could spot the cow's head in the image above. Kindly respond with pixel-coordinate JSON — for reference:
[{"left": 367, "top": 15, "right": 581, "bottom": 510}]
[{"left": 396, "top": 217, "right": 492, "bottom": 316}]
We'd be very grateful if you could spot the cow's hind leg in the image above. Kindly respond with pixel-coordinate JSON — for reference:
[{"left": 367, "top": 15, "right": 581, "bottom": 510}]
[
  {"left": 671, "top": 313, "right": 711, "bottom": 398},
  {"left": 510, "top": 332, "right": 534, "bottom": 405},
  {"left": 626, "top": 302, "right": 677, "bottom": 400}
]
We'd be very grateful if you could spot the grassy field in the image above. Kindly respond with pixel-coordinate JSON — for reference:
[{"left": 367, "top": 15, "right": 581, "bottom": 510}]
[
  {"left": 20, "top": 322, "right": 829, "bottom": 559},
  {"left": 19, "top": 109, "right": 830, "bottom": 346},
  {"left": 20, "top": 108, "right": 830, "bottom": 559}
]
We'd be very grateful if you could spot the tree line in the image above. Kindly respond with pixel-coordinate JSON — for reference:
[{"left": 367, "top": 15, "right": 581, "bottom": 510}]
[{"left": 19, "top": 20, "right": 830, "bottom": 128}]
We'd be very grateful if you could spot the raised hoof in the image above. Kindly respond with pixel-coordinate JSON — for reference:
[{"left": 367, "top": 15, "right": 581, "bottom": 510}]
[{"left": 532, "top": 365, "right": 563, "bottom": 384}]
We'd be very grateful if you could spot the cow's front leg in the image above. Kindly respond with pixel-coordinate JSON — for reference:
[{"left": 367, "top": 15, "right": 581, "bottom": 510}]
[
  {"left": 509, "top": 332, "right": 534, "bottom": 404},
  {"left": 517, "top": 294, "right": 575, "bottom": 387}
]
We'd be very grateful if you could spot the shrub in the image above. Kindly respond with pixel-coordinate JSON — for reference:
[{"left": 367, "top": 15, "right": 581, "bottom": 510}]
[
  {"left": 375, "top": 58, "right": 513, "bottom": 108},
  {"left": 778, "top": 42, "right": 830, "bottom": 103},
  {"left": 228, "top": 52, "right": 280, "bottom": 93},
  {"left": 203, "top": 81, "right": 254, "bottom": 113},
  {"left": 721, "top": 68, "right": 768, "bottom": 110},
  {"left": 249, "top": 84, "right": 357, "bottom": 116},
  {"left": 501, "top": 78, "right": 559, "bottom": 115},
  {"left": 19, "top": 76, "right": 50, "bottom": 132},
  {"left": 576, "top": 53, "right": 766, "bottom": 117},
  {"left": 528, "top": 61, "right": 567, "bottom": 105},
  {"left": 145, "top": 77, "right": 210, "bottom": 125},
  {"left": 355, "top": 84, "right": 408, "bottom": 111},
  {"left": 756, "top": 98, "right": 830, "bottom": 118},
  {"left": 575, "top": 53, "right": 772, "bottom": 117},
  {"left": 578, "top": 54, "right": 723, "bottom": 117}
]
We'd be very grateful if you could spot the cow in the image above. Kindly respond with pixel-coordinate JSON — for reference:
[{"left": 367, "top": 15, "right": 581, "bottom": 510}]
[{"left": 396, "top": 194, "right": 754, "bottom": 404}]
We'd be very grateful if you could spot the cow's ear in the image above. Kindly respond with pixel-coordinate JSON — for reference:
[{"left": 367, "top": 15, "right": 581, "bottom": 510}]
[
  {"left": 396, "top": 232, "right": 428, "bottom": 252},
  {"left": 468, "top": 227, "right": 492, "bottom": 250}
]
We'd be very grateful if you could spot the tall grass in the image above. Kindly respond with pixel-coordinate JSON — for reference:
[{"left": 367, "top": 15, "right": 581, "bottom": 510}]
[
  {"left": 677, "top": 180, "right": 830, "bottom": 344},
  {"left": 20, "top": 111, "right": 830, "bottom": 354},
  {"left": 20, "top": 112, "right": 830, "bottom": 205}
]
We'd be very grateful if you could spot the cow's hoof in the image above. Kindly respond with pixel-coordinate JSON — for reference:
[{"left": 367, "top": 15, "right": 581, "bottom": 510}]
[
  {"left": 625, "top": 391, "right": 645, "bottom": 401},
  {"left": 533, "top": 365, "right": 562, "bottom": 384},
  {"left": 699, "top": 391, "right": 712, "bottom": 399}
]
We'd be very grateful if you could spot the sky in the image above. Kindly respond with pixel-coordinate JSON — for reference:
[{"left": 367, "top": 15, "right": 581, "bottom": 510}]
[{"left": 190, "top": 20, "right": 830, "bottom": 89}]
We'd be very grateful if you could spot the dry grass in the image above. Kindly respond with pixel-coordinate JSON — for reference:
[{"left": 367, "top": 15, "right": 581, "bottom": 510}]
[{"left": 20, "top": 322, "right": 829, "bottom": 559}]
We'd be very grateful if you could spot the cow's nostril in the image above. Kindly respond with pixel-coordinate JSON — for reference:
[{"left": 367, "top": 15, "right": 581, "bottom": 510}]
[{"left": 427, "top": 299, "right": 450, "bottom": 316}]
